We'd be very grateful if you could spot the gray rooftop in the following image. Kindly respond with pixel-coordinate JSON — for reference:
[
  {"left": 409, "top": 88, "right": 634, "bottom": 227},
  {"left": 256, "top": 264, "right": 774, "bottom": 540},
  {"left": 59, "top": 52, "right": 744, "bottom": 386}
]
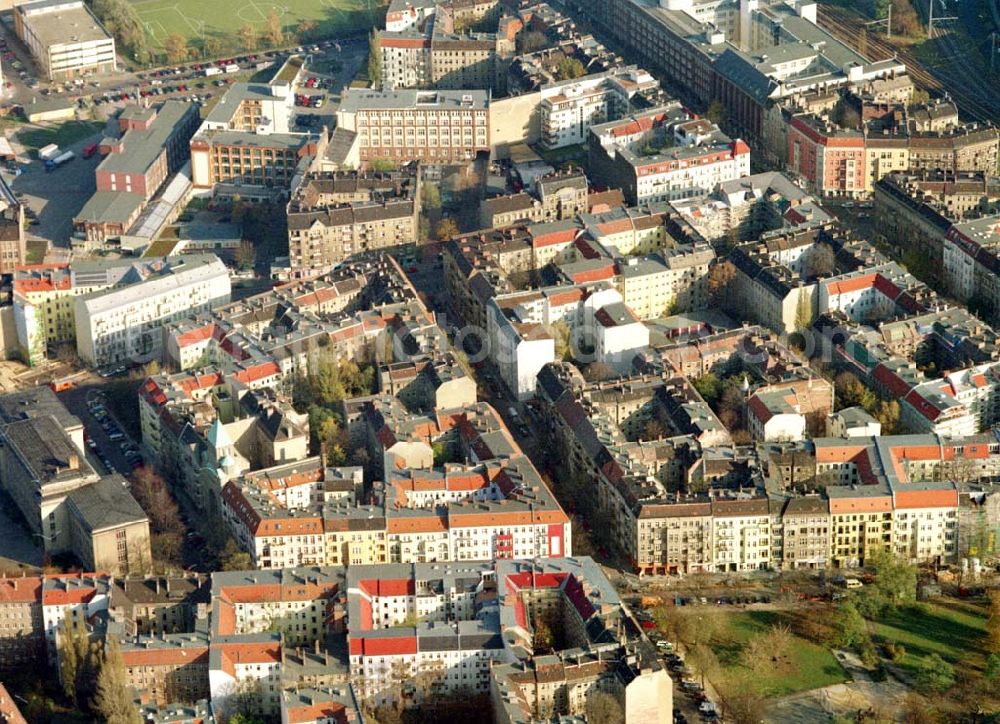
[{"left": 67, "top": 475, "right": 148, "bottom": 533}]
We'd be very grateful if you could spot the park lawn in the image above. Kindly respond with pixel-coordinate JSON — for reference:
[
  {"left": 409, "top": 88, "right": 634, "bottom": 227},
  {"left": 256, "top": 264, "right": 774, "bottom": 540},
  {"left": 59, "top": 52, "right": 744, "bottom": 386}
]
[
  {"left": 712, "top": 610, "right": 848, "bottom": 697},
  {"left": 870, "top": 600, "right": 988, "bottom": 677},
  {"left": 129, "top": 0, "right": 387, "bottom": 52},
  {"left": 17, "top": 121, "right": 104, "bottom": 153}
]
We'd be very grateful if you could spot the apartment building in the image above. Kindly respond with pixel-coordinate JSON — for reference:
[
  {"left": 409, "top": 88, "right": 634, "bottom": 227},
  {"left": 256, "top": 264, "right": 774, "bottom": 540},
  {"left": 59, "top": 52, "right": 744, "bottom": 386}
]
[
  {"left": 14, "top": 0, "right": 116, "bottom": 80},
  {"left": 539, "top": 67, "right": 659, "bottom": 150},
  {"left": 74, "top": 254, "right": 231, "bottom": 368},
  {"left": 286, "top": 171, "right": 421, "bottom": 274},
  {"left": 590, "top": 108, "right": 751, "bottom": 205},
  {"left": 617, "top": 245, "right": 715, "bottom": 319},
  {"left": 109, "top": 574, "right": 211, "bottom": 637},
  {"left": 120, "top": 632, "right": 211, "bottom": 707},
  {"left": 334, "top": 89, "right": 490, "bottom": 166},
  {"left": 943, "top": 215, "right": 1000, "bottom": 320},
  {"left": 479, "top": 170, "right": 588, "bottom": 229},
  {"left": 0, "top": 577, "right": 44, "bottom": 674},
  {"left": 787, "top": 115, "right": 867, "bottom": 198}
]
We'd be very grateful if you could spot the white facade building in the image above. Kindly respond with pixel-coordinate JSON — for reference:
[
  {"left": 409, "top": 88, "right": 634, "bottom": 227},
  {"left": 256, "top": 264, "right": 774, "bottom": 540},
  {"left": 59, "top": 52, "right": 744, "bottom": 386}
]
[{"left": 74, "top": 255, "right": 231, "bottom": 368}]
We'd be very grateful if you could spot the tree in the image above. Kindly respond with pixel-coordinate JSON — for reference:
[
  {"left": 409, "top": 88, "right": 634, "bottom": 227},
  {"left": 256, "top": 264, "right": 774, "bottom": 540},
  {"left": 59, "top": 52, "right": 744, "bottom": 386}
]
[
  {"left": 235, "top": 239, "right": 256, "bottom": 271},
  {"left": 795, "top": 291, "right": 812, "bottom": 331},
  {"left": 874, "top": 400, "right": 900, "bottom": 434},
  {"left": 131, "top": 466, "right": 182, "bottom": 535},
  {"left": 368, "top": 30, "right": 382, "bottom": 88},
  {"left": 550, "top": 319, "right": 572, "bottom": 360},
  {"left": 803, "top": 242, "right": 836, "bottom": 278},
  {"left": 164, "top": 33, "right": 188, "bottom": 64},
  {"left": 517, "top": 31, "right": 548, "bottom": 54},
  {"left": 643, "top": 418, "right": 668, "bottom": 440},
  {"left": 297, "top": 19, "right": 318, "bottom": 40},
  {"left": 914, "top": 653, "right": 955, "bottom": 693},
  {"left": 583, "top": 361, "right": 616, "bottom": 382},
  {"left": 707, "top": 260, "right": 737, "bottom": 309},
  {"left": 435, "top": 218, "right": 459, "bottom": 241},
  {"left": 59, "top": 617, "right": 84, "bottom": 702},
  {"left": 832, "top": 601, "right": 869, "bottom": 650},
  {"left": 238, "top": 24, "right": 258, "bottom": 52},
  {"left": 835, "top": 371, "right": 869, "bottom": 411},
  {"left": 421, "top": 182, "right": 442, "bottom": 212},
  {"left": 369, "top": 158, "right": 397, "bottom": 172},
  {"left": 864, "top": 548, "right": 917, "bottom": 614},
  {"left": 706, "top": 100, "right": 726, "bottom": 126},
  {"left": 985, "top": 653, "right": 1000, "bottom": 681},
  {"left": 92, "top": 639, "right": 141, "bottom": 724},
  {"left": 693, "top": 373, "right": 722, "bottom": 406},
  {"left": 891, "top": 0, "right": 923, "bottom": 37},
  {"left": 203, "top": 36, "right": 223, "bottom": 59},
  {"left": 585, "top": 692, "right": 624, "bottom": 724},
  {"left": 987, "top": 590, "right": 1000, "bottom": 654},
  {"left": 265, "top": 10, "right": 284, "bottom": 47},
  {"left": 532, "top": 614, "right": 555, "bottom": 651},
  {"left": 557, "top": 57, "right": 586, "bottom": 80},
  {"left": 219, "top": 538, "right": 253, "bottom": 571}
]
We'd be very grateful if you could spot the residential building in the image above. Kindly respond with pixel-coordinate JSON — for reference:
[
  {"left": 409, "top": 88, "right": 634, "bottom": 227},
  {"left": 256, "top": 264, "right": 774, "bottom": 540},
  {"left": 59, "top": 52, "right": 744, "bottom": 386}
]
[
  {"left": 286, "top": 170, "right": 421, "bottom": 274},
  {"left": 590, "top": 107, "right": 751, "bottom": 204},
  {"left": 0, "top": 576, "right": 44, "bottom": 675},
  {"left": 74, "top": 254, "right": 231, "bottom": 368},
  {"left": 539, "top": 67, "right": 660, "bottom": 150},
  {"left": 479, "top": 170, "right": 588, "bottom": 229},
  {"left": 120, "top": 631, "right": 211, "bottom": 707},
  {"left": 14, "top": 0, "right": 115, "bottom": 80}
]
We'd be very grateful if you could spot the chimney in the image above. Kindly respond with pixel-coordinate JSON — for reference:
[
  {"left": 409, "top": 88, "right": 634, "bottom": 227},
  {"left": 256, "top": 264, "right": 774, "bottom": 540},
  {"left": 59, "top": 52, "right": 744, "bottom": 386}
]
[{"left": 68, "top": 453, "right": 79, "bottom": 470}]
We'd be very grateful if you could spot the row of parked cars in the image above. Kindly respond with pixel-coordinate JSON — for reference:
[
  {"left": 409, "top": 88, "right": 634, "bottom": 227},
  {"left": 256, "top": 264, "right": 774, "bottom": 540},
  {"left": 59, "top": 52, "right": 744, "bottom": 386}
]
[
  {"left": 647, "top": 631, "right": 717, "bottom": 723},
  {"left": 87, "top": 394, "right": 142, "bottom": 474},
  {"left": 294, "top": 93, "right": 324, "bottom": 108}
]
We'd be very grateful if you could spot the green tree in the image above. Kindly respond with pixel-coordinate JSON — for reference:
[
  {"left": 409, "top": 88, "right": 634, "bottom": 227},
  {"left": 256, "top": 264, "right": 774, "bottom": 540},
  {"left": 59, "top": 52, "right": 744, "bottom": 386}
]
[
  {"left": 368, "top": 30, "right": 382, "bottom": 88},
  {"left": 265, "top": 10, "right": 284, "bottom": 47},
  {"left": 219, "top": 538, "right": 253, "bottom": 571},
  {"left": 914, "top": 653, "right": 955, "bottom": 693},
  {"left": 865, "top": 549, "right": 917, "bottom": 613},
  {"left": 693, "top": 373, "right": 722, "bottom": 405},
  {"left": 92, "top": 639, "right": 141, "bottom": 724},
  {"left": 706, "top": 100, "right": 726, "bottom": 126},
  {"left": 517, "top": 30, "right": 548, "bottom": 54},
  {"left": 832, "top": 601, "right": 869, "bottom": 649},
  {"left": 369, "top": 158, "right": 397, "bottom": 172},
  {"left": 985, "top": 653, "right": 1000, "bottom": 681},
  {"left": 557, "top": 57, "right": 586, "bottom": 80},
  {"left": 59, "top": 617, "right": 83, "bottom": 702},
  {"left": 422, "top": 183, "right": 442, "bottom": 211}
]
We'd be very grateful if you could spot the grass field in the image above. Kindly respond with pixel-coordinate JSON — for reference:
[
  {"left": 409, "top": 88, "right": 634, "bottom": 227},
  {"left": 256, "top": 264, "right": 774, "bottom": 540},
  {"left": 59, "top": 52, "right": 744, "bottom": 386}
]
[
  {"left": 711, "top": 610, "right": 848, "bottom": 697},
  {"left": 17, "top": 121, "right": 104, "bottom": 154},
  {"left": 871, "top": 600, "right": 988, "bottom": 677},
  {"left": 129, "top": 0, "right": 386, "bottom": 52}
]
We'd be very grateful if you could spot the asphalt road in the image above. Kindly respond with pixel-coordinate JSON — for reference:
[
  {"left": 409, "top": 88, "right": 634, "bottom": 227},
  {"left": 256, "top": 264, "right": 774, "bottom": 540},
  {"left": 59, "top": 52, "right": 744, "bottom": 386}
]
[{"left": 59, "top": 384, "right": 141, "bottom": 477}]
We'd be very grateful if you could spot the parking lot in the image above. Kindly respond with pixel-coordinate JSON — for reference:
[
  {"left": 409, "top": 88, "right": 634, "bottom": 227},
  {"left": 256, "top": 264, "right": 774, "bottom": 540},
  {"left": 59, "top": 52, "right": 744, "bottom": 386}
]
[
  {"left": 9, "top": 123, "right": 108, "bottom": 246},
  {"left": 59, "top": 385, "right": 143, "bottom": 478}
]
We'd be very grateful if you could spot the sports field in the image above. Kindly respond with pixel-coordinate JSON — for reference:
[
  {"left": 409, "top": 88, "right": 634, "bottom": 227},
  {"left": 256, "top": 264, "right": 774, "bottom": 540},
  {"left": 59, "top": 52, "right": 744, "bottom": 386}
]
[{"left": 129, "top": 0, "right": 385, "bottom": 51}]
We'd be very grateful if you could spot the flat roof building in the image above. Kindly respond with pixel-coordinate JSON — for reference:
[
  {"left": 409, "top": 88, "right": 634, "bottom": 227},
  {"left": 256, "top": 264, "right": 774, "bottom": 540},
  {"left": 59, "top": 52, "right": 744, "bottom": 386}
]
[{"left": 14, "top": 0, "right": 116, "bottom": 80}]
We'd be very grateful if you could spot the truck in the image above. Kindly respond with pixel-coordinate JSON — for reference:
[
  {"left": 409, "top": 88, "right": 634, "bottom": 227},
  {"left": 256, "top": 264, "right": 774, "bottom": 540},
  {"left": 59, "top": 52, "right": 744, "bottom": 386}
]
[
  {"left": 204, "top": 66, "right": 222, "bottom": 77},
  {"left": 224, "top": 63, "right": 240, "bottom": 74},
  {"left": 38, "top": 143, "right": 59, "bottom": 161},
  {"left": 45, "top": 150, "right": 74, "bottom": 171}
]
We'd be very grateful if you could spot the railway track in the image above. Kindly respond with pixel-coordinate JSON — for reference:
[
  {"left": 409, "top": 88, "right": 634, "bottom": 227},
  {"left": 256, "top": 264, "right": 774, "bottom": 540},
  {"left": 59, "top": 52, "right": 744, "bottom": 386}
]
[{"left": 816, "top": 4, "right": 1000, "bottom": 122}]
